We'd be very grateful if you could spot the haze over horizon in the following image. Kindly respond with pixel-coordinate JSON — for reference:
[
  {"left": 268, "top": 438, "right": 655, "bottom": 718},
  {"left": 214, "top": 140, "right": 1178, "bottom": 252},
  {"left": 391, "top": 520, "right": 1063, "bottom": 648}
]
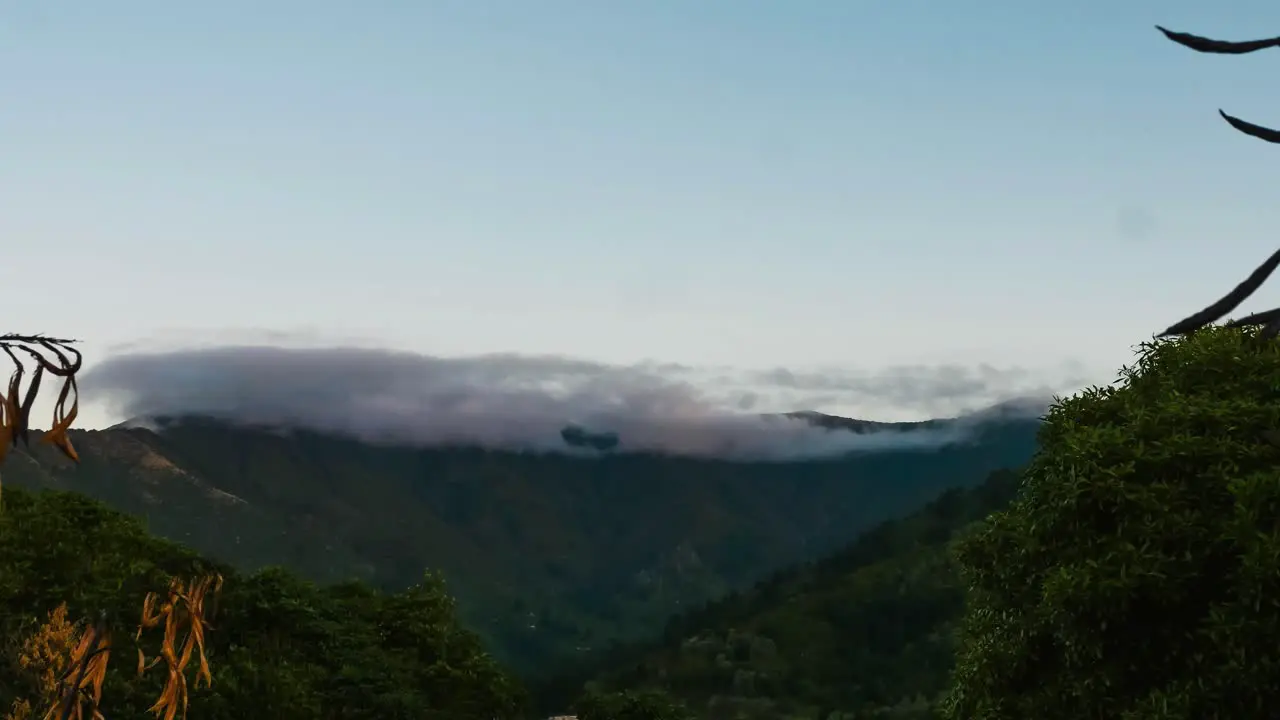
[{"left": 4, "top": 1, "right": 1277, "bottom": 430}]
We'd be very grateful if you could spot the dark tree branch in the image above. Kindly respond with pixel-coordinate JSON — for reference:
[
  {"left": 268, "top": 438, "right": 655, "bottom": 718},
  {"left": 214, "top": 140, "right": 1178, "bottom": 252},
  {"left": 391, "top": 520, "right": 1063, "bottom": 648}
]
[
  {"left": 1158, "top": 248, "right": 1280, "bottom": 337},
  {"left": 1156, "top": 27, "right": 1280, "bottom": 145},
  {"left": 1156, "top": 26, "right": 1280, "bottom": 337},
  {"left": 1156, "top": 26, "right": 1280, "bottom": 54},
  {"left": 1224, "top": 307, "right": 1280, "bottom": 330},
  {"left": 1220, "top": 110, "right": 1280, "bottom": 144}
]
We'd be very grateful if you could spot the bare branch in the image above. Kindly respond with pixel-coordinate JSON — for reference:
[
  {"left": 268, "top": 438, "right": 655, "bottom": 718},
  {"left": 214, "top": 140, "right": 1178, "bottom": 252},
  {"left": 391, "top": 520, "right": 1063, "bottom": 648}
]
[
  {"left": 1259, "top": 314, "right": 1280, "bottom": 340},
  {"left": 1156, "top": 26, "right": 1280, "bottom": 54},
  {"left": 1159, "top": 248, "right": 1280, "bottom": 337},
  {"left": 1220, "top": 110, "right": 1280, "bottom": 144},
  {"left": 1155, "top": 25, "right": 1280, "bottom": 337},
  {"left": 1223, "top": 307, "right": 1280, "bottom": 330}
]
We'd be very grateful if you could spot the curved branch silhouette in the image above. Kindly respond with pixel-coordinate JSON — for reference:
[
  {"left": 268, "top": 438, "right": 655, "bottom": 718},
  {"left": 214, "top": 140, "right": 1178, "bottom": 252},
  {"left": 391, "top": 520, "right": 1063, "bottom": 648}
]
[{"left": 1156, "top": 26, "right": 1280, "bottom": 337}]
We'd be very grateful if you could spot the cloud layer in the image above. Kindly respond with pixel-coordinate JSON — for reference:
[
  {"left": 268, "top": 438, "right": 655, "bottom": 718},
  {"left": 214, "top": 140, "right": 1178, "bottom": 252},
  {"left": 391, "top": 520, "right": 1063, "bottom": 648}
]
[{"left": 82, "top": 345, "right": 1077, "bottom": 460}]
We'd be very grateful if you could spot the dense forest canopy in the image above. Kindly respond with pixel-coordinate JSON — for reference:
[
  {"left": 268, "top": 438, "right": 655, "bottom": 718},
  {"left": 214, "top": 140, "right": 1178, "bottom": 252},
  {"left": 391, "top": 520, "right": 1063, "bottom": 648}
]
[
  {"left": 0, "top": 487, "right": 526, "bottom": 720},
  {"left": 945, "top": 327, "right": 1280, "bottom": 718}
]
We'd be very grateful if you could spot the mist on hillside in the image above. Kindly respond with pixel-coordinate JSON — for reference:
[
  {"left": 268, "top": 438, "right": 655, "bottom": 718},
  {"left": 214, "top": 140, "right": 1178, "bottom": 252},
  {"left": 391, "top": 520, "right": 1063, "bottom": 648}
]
[{"left": 82, "top": 345, "right": 1066, "bottom": 460}]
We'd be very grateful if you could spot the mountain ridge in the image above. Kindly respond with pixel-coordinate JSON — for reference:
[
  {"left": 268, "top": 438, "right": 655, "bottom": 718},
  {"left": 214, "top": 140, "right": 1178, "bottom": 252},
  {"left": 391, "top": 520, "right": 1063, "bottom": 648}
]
[
  {"left": 5, "top": 407, "right": 1043, "bottom": 673},
  {"left": 106, "top": 396, "right": 1049, "bottom": 458}
]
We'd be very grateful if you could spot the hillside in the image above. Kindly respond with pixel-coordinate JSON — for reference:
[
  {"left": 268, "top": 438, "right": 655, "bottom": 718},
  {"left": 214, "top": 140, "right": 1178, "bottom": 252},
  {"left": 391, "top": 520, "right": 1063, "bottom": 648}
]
[
  {"left": 547, "top": 468, "right": 1023, "bottom": 719},
  {"left": 0, "top": 485, "right": 524, "bottom": 719},
  {"left": 1, "top": 411, "right": 1039, "bottom": 675}
]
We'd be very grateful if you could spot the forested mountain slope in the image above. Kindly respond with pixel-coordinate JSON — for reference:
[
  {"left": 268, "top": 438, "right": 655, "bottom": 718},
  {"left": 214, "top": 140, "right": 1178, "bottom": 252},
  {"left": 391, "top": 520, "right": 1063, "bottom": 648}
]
[
  {"left": 1, "top": 412, "right": 1037, "bottom": 674},
  {"left": 545, "top": 469, "right": 1022, "bottom": 719}
]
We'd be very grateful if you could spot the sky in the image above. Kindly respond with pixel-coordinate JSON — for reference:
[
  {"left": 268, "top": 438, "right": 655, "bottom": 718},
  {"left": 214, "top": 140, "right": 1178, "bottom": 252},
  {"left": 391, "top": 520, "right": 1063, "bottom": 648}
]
[{"left": 4, "top": 0, "right": 1280, "bottom": 432}]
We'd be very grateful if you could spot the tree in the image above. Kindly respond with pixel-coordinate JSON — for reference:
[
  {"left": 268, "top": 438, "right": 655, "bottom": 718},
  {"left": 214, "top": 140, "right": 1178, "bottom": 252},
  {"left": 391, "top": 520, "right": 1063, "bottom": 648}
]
[
  {"left": 941, "top": 326, "right": 1280, "bottom": 719},
  {"left": 0, "top": 335, "right": 528, "bottom": 719}
]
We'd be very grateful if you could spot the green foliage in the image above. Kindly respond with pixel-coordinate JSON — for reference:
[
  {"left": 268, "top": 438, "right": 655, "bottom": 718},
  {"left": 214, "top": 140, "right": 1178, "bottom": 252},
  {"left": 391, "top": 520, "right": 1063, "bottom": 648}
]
[
  {"left": 0, "top": 486, "right": 526, "bottom": 719},
  {"left": 549, "top": 469, "right": 1022, "bottom": 719},
  {"left": 572, "top": 688, "right": 694, "bottom": 720},
  {"left": 943, "top": 326, "right": 1280, "bottom": 719},
  {"left": 7, "top": 415, "right": 1039, "bottom": 674}
]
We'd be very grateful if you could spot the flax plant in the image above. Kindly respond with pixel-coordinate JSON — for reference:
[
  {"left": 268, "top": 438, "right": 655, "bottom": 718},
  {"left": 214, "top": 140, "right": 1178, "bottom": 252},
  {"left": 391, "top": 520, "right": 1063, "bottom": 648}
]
[
  {"left": 29, "top": 574, "right": 223, "bottom": 720},
  {"left": 0, "top": 338, "right": 223, "bottom": 717},
  {"left": 44, "top": 617, "right": 110, "bottom": 720},
  {"left": 134, "top": 574, "right": 223, "bottom": 720},
  {"left": 0, "top": 334, "right": 83, "bottom": 503}
]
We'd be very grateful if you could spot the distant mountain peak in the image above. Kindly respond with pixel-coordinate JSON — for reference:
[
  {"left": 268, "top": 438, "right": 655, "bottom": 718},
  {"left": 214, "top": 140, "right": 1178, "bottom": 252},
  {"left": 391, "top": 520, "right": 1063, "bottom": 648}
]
[
  {"left": 107, "top": 396, "right": 1049, "bottom": 461},
  {"left": 779, "top": 411, "right": 942, "bottom": 434}
]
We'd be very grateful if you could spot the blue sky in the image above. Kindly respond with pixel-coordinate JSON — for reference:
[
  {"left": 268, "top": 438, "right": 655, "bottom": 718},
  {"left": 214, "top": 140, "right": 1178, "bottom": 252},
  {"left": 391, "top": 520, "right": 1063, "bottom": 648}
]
[{"left": 4, "top": 0, "right": 1280, "bottom": 426}]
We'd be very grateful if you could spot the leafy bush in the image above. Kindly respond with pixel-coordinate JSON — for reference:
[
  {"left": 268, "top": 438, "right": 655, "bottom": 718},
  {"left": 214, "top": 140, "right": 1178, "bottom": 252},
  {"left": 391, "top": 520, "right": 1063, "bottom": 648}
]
[
  {"left": 943, "top": 326, "right": 1280, "bottom": 719},
  {"left": 0, "top": 486, "right": 527, "bottom": 719}
]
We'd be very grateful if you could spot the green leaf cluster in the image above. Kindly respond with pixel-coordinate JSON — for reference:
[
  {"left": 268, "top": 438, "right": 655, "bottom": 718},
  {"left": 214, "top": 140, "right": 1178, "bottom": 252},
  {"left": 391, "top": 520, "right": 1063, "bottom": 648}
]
[
  {"left": 944, "top": 326, "right": 1280, "bottom": 719},
  {"left": 0, "top": 486, "right": 526, "bottom": 719}
]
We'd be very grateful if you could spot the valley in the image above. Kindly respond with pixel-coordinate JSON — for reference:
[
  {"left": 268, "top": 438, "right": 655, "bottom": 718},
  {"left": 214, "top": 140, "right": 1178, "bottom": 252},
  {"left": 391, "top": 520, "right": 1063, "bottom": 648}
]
[
  {"left": 540, "top": 468, "right": 1023, "bottom": 718},
  {"left": 0, "top": 409, "right": 1039, "bottom": 677}
]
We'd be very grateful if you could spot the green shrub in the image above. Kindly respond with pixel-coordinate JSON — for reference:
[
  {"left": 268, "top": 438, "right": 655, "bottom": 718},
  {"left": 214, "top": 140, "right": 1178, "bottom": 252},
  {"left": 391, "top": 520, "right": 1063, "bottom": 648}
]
[
  {"left": 0, "top": 487, "right": 527, "bottom": 719},
  {"left": 942, "top": 326, "right": 1280, "bottom": 719}
]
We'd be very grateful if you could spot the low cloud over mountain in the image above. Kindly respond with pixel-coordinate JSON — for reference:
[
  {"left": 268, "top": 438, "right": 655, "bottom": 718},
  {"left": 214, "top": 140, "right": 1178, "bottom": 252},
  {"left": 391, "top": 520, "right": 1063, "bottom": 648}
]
[{"left": 82, "top": 345, "right": 1079, "bottom": 460}]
